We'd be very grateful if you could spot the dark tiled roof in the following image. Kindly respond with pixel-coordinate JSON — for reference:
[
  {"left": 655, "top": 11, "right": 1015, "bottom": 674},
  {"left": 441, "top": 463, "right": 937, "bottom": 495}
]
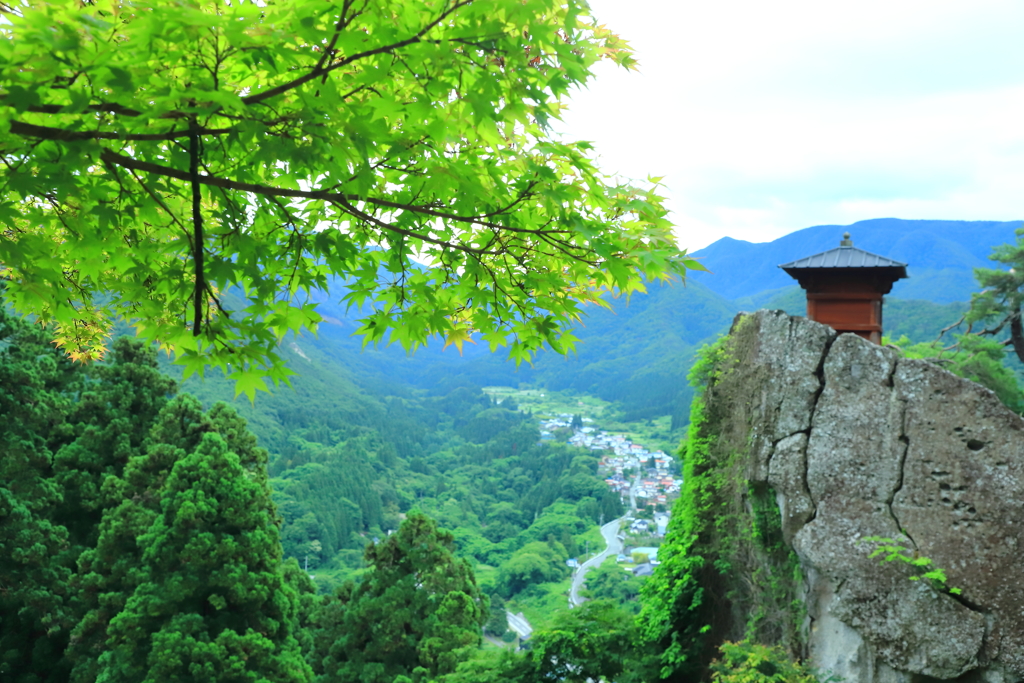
[{"left": 779, "top": 246, "right": 907, "bottom": 273}]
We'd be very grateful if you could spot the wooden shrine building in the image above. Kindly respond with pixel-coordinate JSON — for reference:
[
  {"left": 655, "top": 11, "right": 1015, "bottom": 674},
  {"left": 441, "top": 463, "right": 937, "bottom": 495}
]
[{"left": 779, "top": 233, "right": 908, "bottom": 344}]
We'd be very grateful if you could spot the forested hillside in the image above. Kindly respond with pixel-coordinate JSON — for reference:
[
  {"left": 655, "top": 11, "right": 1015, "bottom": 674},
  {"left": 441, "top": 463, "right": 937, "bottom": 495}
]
[
  {"left": 168, "top": 348, "right": 623, "bottom": 615},
  {"left": 0, "top": 304, "right": 629, "bottom": 680},
  {"left": 690, "top": 218, "right": 1022, "bottom": 302}
]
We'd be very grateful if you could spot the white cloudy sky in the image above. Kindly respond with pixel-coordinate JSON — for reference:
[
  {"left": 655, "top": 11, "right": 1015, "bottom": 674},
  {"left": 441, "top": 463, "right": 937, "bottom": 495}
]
[{"left": 557, "top": 0, "right": 1024, "bottom": 251}]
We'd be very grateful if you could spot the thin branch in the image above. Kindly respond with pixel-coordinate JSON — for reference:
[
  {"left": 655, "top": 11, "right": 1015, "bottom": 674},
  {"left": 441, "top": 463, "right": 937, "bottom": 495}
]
[
  {"left": 100, "top": 149, "right": 574, "bottom": 238},
  {"left": 329, "top": 197, "right": 495, "bottom": 256},
  {"left": 314, "top": 0, "right": 357, "bottom": 72},
  {"left": 15, "top": 101, "right": 149, "bottom": 117},
  {"left": 10, "top": 120, "right": 233, "bottom": 142},
  {"left": 122, "top": 166, "right": 191, "bottom": 244},
  {"left": 241, "top": 1, "right": 475, "bottom": 106},
  {"left": 204, "top": 281, "right": 229, "bottom": 319},
  {"left": 935, "top": 313, "right": 967, "bottom": 344}
]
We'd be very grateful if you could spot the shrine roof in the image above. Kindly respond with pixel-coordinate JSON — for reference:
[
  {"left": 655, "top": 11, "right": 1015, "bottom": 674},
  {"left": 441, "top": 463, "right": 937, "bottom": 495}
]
[{"left": 779, "top": 233, "right": 908, "bottom": 278}]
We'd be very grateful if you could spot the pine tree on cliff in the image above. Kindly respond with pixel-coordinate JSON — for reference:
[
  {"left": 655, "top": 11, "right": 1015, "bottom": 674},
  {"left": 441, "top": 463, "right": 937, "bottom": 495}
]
[
  {"left": 968, "top": 227, "right": 1024, "bottom": 363},
  {"left": 95, "top": 431, "right": 310, "bottom": 682},
  {"left": 311, "top": 513, "right": 487, "bottom": 683}
]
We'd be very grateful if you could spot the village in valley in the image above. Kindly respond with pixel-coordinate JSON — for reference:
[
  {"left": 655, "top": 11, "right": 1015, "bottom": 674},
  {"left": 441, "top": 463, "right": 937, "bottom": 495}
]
[
  {"left": 538, "top": 412, "right": 679, "bottom": 578},
  {"left": 482, "top": 386, "right": 684, "bottom": 569},
  {"left": 539, "top": 414, "right": 683, "bottom": 513}
]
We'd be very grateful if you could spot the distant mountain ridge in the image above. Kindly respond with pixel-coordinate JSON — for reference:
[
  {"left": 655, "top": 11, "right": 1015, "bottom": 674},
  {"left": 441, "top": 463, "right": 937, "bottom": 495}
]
[
  {"left": 299, "top": 220, "right": 1016, "bottom": 421},
  {"left": 688, "top": 218, "right": 1021, "bottom": 303},
  {"left": 186, "top": 218, "right": 1016, "bottom": 428}
]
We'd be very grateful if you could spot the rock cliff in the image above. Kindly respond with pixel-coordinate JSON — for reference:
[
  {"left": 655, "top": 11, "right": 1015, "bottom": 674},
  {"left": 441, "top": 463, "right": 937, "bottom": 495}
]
[{"left": 705, "top": 310, "right": 1024, "bottom": 683}]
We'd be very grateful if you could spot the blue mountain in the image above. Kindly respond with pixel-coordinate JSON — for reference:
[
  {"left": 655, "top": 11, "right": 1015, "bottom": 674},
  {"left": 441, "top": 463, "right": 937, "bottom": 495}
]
[{"left": 688, "top": 218, "right": 1021, "bottom": 303}]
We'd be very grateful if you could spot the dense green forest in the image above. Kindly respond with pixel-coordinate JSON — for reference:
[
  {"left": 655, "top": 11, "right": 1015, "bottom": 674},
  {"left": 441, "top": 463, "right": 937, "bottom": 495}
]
[
  {"left": 169, "top": 328, "right": 626, "bottom": 598},
  {"left": 265, "top": 386, "right": 624, "bottom": 596},
  {"left": 0, "top": 302, "right": 638, "bottom": 681}
]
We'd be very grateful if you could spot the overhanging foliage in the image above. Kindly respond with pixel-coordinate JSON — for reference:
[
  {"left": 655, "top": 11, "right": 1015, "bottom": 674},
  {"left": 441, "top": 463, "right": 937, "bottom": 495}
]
[{"left": 0, "top": 0, "right": 702, "bottom": 397}]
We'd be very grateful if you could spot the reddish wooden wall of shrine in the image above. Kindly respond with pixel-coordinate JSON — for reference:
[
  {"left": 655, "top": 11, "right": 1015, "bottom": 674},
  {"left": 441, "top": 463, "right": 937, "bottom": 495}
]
[{"left": 804, "top": 281, "right": 884, "bottom": 344}]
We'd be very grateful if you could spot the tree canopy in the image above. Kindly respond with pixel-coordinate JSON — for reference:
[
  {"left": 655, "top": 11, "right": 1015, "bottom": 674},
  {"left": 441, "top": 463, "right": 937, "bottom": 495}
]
[
  {"left": 310, "top": 513, "right": 486, "bottom": 683},
  {"left": 882, "top": 227, "right": 1024, "bottom": 414},
  {"left": 0, "top": 0, "right": 701, "bottom": 397},
  {"left": 966, "top": 227, "right": 1024, "bottom": 363}
]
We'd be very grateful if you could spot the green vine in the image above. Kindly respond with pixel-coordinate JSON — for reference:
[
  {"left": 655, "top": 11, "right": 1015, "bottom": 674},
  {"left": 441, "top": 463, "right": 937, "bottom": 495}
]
[
  {"left": 639, "top": 334, "right": 732, "bottom": 679},
  {"left": 639, "top": 317, "right": 806, "bottom": 680},
  {"left": 746, "top": 483, "right": 805, "bottom": 643},
  {"left": 861, "top": 536, "right": 962, "bottom": 596}
]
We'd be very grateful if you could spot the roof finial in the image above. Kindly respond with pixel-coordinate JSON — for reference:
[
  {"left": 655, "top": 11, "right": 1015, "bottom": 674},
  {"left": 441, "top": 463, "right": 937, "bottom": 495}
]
[{"left": 840, "top": 232, "right": 853, "bottom": 247}]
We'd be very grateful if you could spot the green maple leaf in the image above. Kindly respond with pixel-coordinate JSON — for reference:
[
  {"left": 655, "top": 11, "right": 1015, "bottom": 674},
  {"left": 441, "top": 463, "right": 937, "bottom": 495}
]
[{"left": 232, "top": 371, "right": 268, "bottom": 403}]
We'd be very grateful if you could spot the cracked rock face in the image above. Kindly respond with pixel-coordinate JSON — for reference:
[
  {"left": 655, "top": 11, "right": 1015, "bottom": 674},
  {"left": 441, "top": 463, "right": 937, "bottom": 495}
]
[{"left": 730, "top": 311, "right": 1024, "bottom": 683}]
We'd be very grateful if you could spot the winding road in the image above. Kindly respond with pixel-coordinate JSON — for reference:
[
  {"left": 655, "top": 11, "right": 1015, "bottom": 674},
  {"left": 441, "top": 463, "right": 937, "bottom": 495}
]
[
  {"left": 567, "top": 475, "right": 643, "bottom": 607},
  {"left": 505, "top": 610, "right": 533, "bottom": 639},
  {"left": 568, "top": 517, "right": 625, "bottom": 606}
]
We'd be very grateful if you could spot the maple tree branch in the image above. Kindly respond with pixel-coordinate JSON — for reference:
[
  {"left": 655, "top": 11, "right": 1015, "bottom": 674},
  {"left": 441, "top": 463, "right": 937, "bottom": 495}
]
[
  {"left": 314, "top": 0, "right": 362, "bottom": 72},
  {"left": 5, "top": 12, "right": 502, "bottom": 145},
  {"left": 241, "top": 0, "right": 475, "bottom": 106},
  {"left": 13, "top": 101, "right": 148, "bottom": 117},
  {"left": 122, "top": 167, "right": 192, "bottom": 243},
  {"left": 328, "top": 196, "right": 496, "bottom": 256},
  {"left": 189, "top": 117, "right": 205, "bottom": 337},
  {"left": 99, "top": 149, "right": 575, "bottom": 239},
  {"left": 204, "top": 281, "right": 229, "bottom": 320},
  {"left": 10, "top": 120, "right": 232, "bottom": 142}
]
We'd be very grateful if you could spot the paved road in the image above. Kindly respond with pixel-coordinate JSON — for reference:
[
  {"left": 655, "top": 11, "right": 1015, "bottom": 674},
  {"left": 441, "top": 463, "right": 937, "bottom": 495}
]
[
  {"left": 506, "top": 610, "right": 533, "bottom": 639},
  {"left": 567, "top": 474, "right": 642, "bottom": 607},
  {"left": 568, "top": 517, "right": 624, "bottom": 607},
  {"left": 628, "top": 473, "right": 640, "bottom": 512}
]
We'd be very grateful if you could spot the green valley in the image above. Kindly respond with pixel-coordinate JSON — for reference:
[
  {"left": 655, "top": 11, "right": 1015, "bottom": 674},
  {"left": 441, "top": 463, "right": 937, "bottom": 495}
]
[{"left": 6, "top": 218, "right": 1024, "bottom": 683}]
